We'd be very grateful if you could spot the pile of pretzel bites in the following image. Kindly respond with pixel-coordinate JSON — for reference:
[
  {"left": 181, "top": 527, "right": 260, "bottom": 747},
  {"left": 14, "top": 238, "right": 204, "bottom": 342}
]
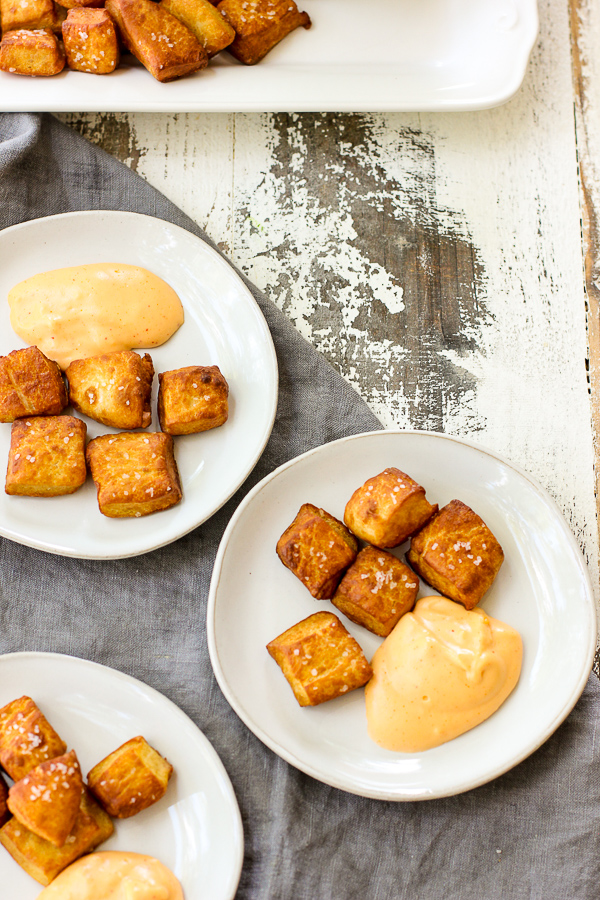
[{"left": 0, "top": 0, "right": 311, "bottom": 80}]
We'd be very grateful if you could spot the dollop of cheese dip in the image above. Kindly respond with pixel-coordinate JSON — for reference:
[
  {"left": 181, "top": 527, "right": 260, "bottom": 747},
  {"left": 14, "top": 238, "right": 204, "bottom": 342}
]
[
  {"left": 36, "top": 851, "right": 184, "bottom": 900},
  {"left": 9, "top": 264, "right": 184, "bottom": 370},
  {"left": 365, "top": 595, "right": 522, "bottom": 752}
]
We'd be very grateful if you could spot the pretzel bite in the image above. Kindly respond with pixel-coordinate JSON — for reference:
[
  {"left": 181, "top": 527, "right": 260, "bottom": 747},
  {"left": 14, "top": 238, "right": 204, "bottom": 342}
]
[
  {"left": 0, "top": 0, "right": 59, "bottom": 32},
  {"left": 0, "top": 774, "right": 9, "bottom": 828},
  {"left": 5, "top": 416, "right": 87, "bottom": 498},
  {"left": 86, "top": 431, "right": 182, "bottom": 518},
  {"left": 407, "top": 499, "right": 504, "bottom": 610},
  {"left": 0, "top": 28, "right": 65, "bottom": 75},
  {"left": 105, "top": 0, "right": 208, "bottom": 81},
  {"left": 276, "top": 503, "right": 359, "bottom": 600},
  {"left": 332, "top": 546, "right": 419, "bottom": 637},
  {"left": 87, "top": 735, "right": 173, "bottom": 818},
  {"left": 66, "top": 351, "right": 153, "bottom": 428},
  {"left": 267, "top": 612, "right": 372, "bottom": 707},
  {"left": 62, "top": 8, "right": 120, "bottom": 73},
  {"left": 0, "top": 697, "right": 67, "bottom": 782},
  {"left": 344, "top": 467, "right": 438, "bottom": 549},
  {"left": 158, "top": 364, "right": 228, "bottom": 435},
  {"left": 7, "top": 751, "right": 83, "bottom": 848},
  {"left": 56, "top": 0, "right": 104, "bottom": 8},
  {"left": 160, "top": 0, "right": 234, "bottom": 56},
  {"left": 0, "top": 787, "right": 113, "bottom": 886},
  {"left": 218, "top": 0, "right": 310, "bottom": 65},
  {"left": 0, "top": 347, "right": 67, "bottom": 423}
]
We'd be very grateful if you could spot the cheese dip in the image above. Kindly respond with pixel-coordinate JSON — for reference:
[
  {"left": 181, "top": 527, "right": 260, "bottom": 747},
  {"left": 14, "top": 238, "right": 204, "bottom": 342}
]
[
  {"left": 365, "top": 595, "right": 522, "bottom": 752},
  {"left": 9, "top": 263, "right": 184, "bottom": 369}
]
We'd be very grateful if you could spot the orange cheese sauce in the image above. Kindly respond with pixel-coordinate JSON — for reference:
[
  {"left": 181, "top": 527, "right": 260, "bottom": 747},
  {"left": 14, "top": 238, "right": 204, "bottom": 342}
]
[
  {"left": 365, "top": 595, "right": 522, "bottom": 752},
  {"left": 36, "top": 851, "right": 184, "bottom": 900},
  {"left": 8, "top": 264, "right": 184, "bottom": 370}
]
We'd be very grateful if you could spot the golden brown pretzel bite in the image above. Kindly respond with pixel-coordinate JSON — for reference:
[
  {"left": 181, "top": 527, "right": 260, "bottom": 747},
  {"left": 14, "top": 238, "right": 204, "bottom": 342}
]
[
  {"left": 344, "top": 467, "right": 438, "bottom": 549},
  {"left": 105, "top": 0, "right": 208, "bottom": 81},
  {"left": 276, "top": 503, "right": 358, "bottom": 599},
  {"left": 267, "top": 612, "right": 373, "bottom": 707},
  {"left": 407, "top": 499, "right": 504, "bottom": 609},
  {"left": 0, "top": 347, "right": 67, "bottom": 422}
]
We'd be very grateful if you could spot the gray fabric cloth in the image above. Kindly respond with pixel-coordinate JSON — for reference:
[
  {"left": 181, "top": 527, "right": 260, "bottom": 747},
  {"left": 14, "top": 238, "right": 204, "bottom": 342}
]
[{"left": 0, "top": 112, "right": 599, "bottom": 900}]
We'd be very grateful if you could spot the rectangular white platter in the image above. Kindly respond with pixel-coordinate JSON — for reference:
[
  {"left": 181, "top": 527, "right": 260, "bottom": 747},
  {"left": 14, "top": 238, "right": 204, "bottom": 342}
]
[{"left": 0, "top": 0, "right": 539, "bottom": 112}]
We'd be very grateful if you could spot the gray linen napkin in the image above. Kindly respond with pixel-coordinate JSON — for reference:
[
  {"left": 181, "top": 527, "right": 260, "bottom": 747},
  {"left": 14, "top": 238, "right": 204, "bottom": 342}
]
[{"left": 0, "top": 113, "right": 599, "bottom": 900}]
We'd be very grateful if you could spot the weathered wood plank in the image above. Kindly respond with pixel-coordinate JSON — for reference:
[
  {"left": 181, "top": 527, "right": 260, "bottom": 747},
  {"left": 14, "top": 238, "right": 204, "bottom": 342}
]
[
  {"left": 570, "top": 0, "right": 600, "bottom": 527},
  {"left": 569, "top": 0, "right": 600, "bottom": 671}
]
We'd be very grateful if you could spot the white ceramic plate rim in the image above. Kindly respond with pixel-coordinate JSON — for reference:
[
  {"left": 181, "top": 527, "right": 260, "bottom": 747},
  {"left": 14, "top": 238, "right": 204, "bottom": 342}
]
[
  {"left": 0, "top": 0, "right": 539, "bottom": 112},
  {"left": 207, "top": 429, "right": 597, "bottom": 801},
  {"left": 0, "top": 210, "right": 278, "bottom": 560},
  {"left": 0, "top": 650, "right": 244, "bottom": 899}
]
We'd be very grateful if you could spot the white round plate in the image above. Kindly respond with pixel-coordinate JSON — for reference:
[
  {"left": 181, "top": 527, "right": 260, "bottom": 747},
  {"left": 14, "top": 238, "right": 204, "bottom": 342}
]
[
  {"left": 0, "top": 652, "right": 243, "bottom": 899},
  {"left": 208, "top": 430, "right": 597, "bottom": 801},
  {"left": 0, "top": 211, "right": 278, "bottom": 559}
]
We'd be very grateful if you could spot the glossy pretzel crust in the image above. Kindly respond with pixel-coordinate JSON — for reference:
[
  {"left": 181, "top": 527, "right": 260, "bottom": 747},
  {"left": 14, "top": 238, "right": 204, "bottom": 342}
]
[
  {"left": 5, "top": 416, "right": 87, "bottom": 497},
  {"left": 86, "top": 431, "right": 182, "bottom": 517},
  {"left": 0, "top": 696, "right": 67, "bottom": 781},
  {"left": 344, "top": 467, "right": 438, "bottom": 549},
  {"left": 87, "top": 735, "right": 173, "bottom": 818},
  {"left": 105, "top": 0, "right": 208, "bottom": 81},
  {"left": 267, "top": 611, "right": 372, "bottom": 706},
  {"left": 7, "top": 750, "right": 83, "bottom": 847},
  {"left": 62, "top": 8, "right": 120, "bottom": 74},
  {"left": 0, "top": 787, "right": 113, "bottom": 886},
  {"left": 218, "top": 0, "right": 310, "bottom": 65},
  {"left": 0, "top": 28, "right": 65, "bottom": 75},
  {"left": 332, "top": 546, "right": 419, "bottom": 637},
  {"left": 407, "top": 499, "right": 504, "bottom": 610},
  {"left": 67, "top": 351, "right": 153, "bottom": 429},
  {"left": 158, "top": 364, "right": 228, "bottom": 435},
  {"left": 0, "top": 347, "right": 67, "bottom": 423},
  {"left": 276, "top": 503, "right": 358, "bottom": 599}
]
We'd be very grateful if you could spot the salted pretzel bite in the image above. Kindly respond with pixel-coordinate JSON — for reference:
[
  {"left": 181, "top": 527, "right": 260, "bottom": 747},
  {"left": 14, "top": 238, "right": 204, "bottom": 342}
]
[
  {"left": 0, "top": 0, "right": 60, "bottom": 32},
  {"left": 86, "top": 431, "right": 182, "bottom": 518},
  {"left": 160, "top": 0, "right": 234, "bottom": 56},
  {"left": 0, "top": 697, "right": 67, "bottom": 781},
  {"left": 105, "top": 0, "right": 208, "bottom": 81},
  {"left": 0, "top": 28, "right": 65, "bottom": 75},
  {"left": 62, "top": 8, "right": 120, "bottom": 73},
  {"left": 66, "top": 351, "right": 153, "bottom": 428},
  {"left": 158, "top": 364, "right": 228, "bottom": 435},
  {"left": 218, "top": 0, "right": 310, "bottom": 65},
  {"left": 56, "top": 0, "right": 103, "bottom": 8},
  {"left": 5, "top": 416, "right": 87, "bottom": 497},
  {"left": 344, "top": 467, "right": 438, "bottom": 549},
  {"left": 276, "top": 503, "right": 358, "bottom": 599},
  {"left": 0, "top": 347, "right": 67, "bottom": 423},
  {"left": 0, "top": 787, "right": 113, "bottom": 886},
  {"left": 267, "top": 611, "right": 372, "bottom": 707},
  {"left": 407, "top": 499, "right": 504, "bottom": 610},
  {"left": 332, "top": 546, "right": 419, "bottom": 637},
  {"left": 7, "top": 750, "right": 83, "bottom": 847},
  {"left": 87, "top": 735, "right": 173, "bottom": 818}
]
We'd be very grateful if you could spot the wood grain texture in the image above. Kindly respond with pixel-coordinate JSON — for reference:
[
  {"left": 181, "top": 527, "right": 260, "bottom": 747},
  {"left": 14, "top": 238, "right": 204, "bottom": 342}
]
[
  {"left": 57, "top": 0, "right": 600, "bottom": 655},
  {"left": 569, "top": 0, "right": 600, "bottom": 672}
]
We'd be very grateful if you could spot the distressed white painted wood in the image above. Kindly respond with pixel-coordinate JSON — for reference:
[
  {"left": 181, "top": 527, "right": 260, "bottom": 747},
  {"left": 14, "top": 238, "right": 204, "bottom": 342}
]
[{"left": 58, "top": 0, "right": 600, "bottom": 647}]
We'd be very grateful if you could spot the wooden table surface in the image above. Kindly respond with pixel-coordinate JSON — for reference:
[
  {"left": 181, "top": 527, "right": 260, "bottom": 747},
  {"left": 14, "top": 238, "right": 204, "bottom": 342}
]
[{"left": 58, "top": 0, "right": 600, "bottom": 667}]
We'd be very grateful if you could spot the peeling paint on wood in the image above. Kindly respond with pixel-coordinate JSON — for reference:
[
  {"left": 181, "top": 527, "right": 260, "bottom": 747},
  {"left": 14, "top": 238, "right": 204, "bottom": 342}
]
[
  {"left": 235, "top": 113, "right": 490, "bottom": 435},
  {"left": 569, "top": 0, "right": 600, "bottom": 673}
]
